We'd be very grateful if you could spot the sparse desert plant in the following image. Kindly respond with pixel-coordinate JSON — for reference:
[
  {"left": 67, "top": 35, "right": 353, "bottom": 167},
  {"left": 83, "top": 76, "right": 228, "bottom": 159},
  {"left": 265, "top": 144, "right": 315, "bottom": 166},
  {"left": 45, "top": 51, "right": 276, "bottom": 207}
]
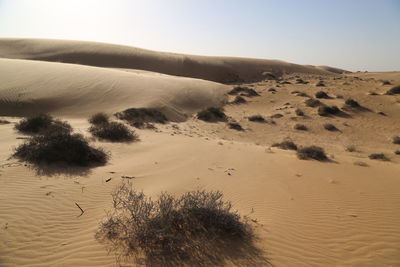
[
  {"left": 197, "top": 107, "right": 227, "bottom": 122},
  {"left": 227, "top": 122, "right": 244, "bottom": 131},
  {"left": 89, "top": 112, "right": 110, "bottom": 125},
  {"left": 345, "top": 145, "right": 357, "bottom": 152},
  {"left": 89, "top": 121, "right": 138, "bottom": 142},
  {"left": 231, "top": 95, "right": 247, "bottom": 104},
  {"left": 294, "top": 124, "right": 308, "bottom": 131},
  {"left": 368, "top": 153, "right": 389, "bottom": 161},
  {"left": 392, "top": 136, "right": 400, "bottom": 144},
  {"left": 304, "top": 98, "right": 322, "bottom": 107},
  {"left": 385, "top": 85, "right": 400, "bottom": 95},
  {"left": 395, "top": 150, "right": 400, "bottom": 155},
  {"left": 295, "top": 92, "right": 310, "bottom": 97},
  {"left": 13, "top": 131, "right": 108, "bottom": 166},
  {"left": 96, "top": 184, "right": 255, "bottom": 265},
  {"left": 15, "top": 114, "right": 72, "bottom": 134},
  {"left": 228, "top": 86, "right": 259, "bottom": 97},
  {"left": 315, "top": 91, "right": 330, "bottom": 99},
  {"left": 0, "top": 119, "right": 10, "bottom": 124},
  {"left": 272, "top": 140, "right": 298, "bottom": 150},
  {"left": 270, "top": 113, "right": 283, "bottom": 119},
  {"left": 344, "top": 98, "right": 361, "bottom": 108},
  {"left": 382, "top": 80, "right": 391, "bottom": 85},
  {"left": 297, "top": 146, "right": 328, "bottom": 161},
  {"left": 295, "top": 78, "right": 308, "bottom": 84},
  {"left": 115, "top": 108, "right": 168, "bottom": 127},
  {"left": 268, "top": 88, "right": 277, "bottom": 92},
  {"left": 323, "top": 123, "right": 339, "bottom": 131},
  {"left": 295, "top": 108, "right": 304, "bottom": 116},
  {"left": 315, "top": 80, "right": 325, "bottom": 87},
  {"left": 377, "top": 111, "right": 387, "bottom": 116},
  {"left": 354, "top": 161, "right": 368, "bottom": 167},
  {"left": 248, "top": 115, "right": 265, "bottom": 122},
  {"left": 318, "top": 105, "right": 340, "bottom": 116}
]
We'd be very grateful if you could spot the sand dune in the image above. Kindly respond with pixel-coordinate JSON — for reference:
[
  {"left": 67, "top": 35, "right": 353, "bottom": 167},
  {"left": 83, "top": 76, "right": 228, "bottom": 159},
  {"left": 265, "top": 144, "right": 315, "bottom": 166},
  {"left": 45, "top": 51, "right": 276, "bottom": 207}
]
[
  {"left": 0, "top": 38, "right": 338, "bottom": 83},
  {"left": 0, "top": 58, "right": 227, "bottom": 118}
]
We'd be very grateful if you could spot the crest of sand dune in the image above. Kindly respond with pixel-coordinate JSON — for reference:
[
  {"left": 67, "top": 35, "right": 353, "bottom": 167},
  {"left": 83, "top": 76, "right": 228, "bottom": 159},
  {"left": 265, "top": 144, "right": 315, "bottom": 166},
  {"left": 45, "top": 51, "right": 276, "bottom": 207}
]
[
  {"left": 0, "top": 38, "right": 336, "bottom": 83},
  {"left": 0, "top": 58, "right": 228, "bottom": 118}
]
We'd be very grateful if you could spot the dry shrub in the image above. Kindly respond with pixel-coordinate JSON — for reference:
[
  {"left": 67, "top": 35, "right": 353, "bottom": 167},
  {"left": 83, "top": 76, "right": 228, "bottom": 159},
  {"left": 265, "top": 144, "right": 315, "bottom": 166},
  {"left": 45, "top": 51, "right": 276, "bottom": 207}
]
[
  {"left": 115, "top": 108, "right": 168, "bottom": 127},
  {"left": 231, "top": 95, "right": 247, "bottom": 104},
  {"left": 15, "top": 114, "right": 72, "bottom": 134},
  {"left": 272, "top": 140, "right": 298, "bottom": 150},
  {"left": 392, "top": 136, "right": 400, "bottom": 145},
  {"left": 89, "top": 112, "right": 110, "bottom": 125},
  {"left": 197, "top": 107, "right": 227, "bottom": 122},
  {"left": 0, "top": 119, "right": 10, "bottom": 124},
  {"left": 89, "top": 122, "right": 138, "bottom": 142},
  {"left": 228, "top": 87, "right": 259, "bottom": 97},
  {"left": 368, "top": 153, "right": 389, "bottom": 161},
  {"left": 13, "top": 131, "right": 108, "bottom": 166},
  {"left": 96, "top": 184, "right": 262, "bottom": 266},
  {"left": 228, "top": 122, "right": 244, "bottom": 131},
  {"left": 323, "top": 123, "right": 339, "bottom": 131},
  {"left": 318, "top": 105, "right": 340, "bottom": 116},
  {"left": 294, "top": 124, "right": 308, "bottom": 131},
  {"left": 295, "top": 108, "right": 304, "bottom": 116},
  {"left": 315, "top": 91, "right": 330, "bottom": 99},
  {"left": 297, "top": 146, "right": 328, "bottom": 161},
  {"left": 385, "top": 85, "right": 400, "bottom": 95},
  {"left": 248, "top": 115, "right": 265, "bottom": 122},
  {"left": 304, "top": 98, "right": 322, "bottom": 107}
]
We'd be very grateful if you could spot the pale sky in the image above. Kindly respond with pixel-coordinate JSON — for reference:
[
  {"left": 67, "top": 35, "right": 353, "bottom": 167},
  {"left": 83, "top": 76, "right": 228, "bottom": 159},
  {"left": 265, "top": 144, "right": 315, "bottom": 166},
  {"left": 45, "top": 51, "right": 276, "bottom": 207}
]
[{"left": 0, "top": 0, "right": 399, "bottom": 71}]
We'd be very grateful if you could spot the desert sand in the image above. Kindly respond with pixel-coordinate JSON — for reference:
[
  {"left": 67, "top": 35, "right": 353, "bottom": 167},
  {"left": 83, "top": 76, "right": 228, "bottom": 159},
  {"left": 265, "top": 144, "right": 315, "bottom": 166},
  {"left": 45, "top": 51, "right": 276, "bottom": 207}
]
[{"left": 0, "top": 39, "right": 399, "bottom": 266}]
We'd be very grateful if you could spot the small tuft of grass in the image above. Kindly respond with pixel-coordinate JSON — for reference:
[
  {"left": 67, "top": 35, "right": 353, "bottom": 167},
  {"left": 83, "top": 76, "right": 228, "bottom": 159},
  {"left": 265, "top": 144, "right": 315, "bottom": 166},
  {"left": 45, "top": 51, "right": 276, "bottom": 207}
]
[
  {"left": 89, "top": 121, "right": 138, "bottom": 142},
  {"left": 228, "top": 87, "right": 259, "bottom": 97},
  {"left": 315, "top": 91, "right": 330, "bottom": 99},
  {"left": 385, "top": 85, "right": 400, "bottom": 95},
  {"left": 197, "top": 107, "right": 227, "bottom": 122},
  {"left": 297, "top": 146, "right": 328, "bottom": 161},
  {"left": 231, "top": 95, "right": 247, "bottom": 104},
  {"left": 248, "top": 115, "right": 265, "bottom": 123},
  {"left": 15, "top": 114, "right": 72, "bottom": 135},
  {"left": 89, "top": 113, "right": 110, "bottom": 125},
  {"left": 323, "top": 123, "right": 339, "bottom": 131},
  {"left": 392, "top": 136, "right": 400, "bottom": 144},
  {"left": 304, "top": 98, "right": 322, "bottom": 107},
  {"left": 368, "top": 153, "right": 389, "bottom": 161},
  {"left": 318, "top": 105, "right": 340, "bottom": 116},
  {"left": 295, "top": 108, "right": 304, "bottom": 116},
  {"left": 227, "top": 122, "right": 244, "bottom": 131},
  {"left": 294, "top": 124, "right": 308, "bottom": 131},
  {"left": 272, "top": 140, "right": 298, "bottom": 150}
]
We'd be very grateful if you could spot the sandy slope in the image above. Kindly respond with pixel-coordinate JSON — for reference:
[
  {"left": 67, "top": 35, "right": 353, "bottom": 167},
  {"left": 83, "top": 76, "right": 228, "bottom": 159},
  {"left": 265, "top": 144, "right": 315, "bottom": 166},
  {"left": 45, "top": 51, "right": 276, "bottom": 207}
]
[
  {"left": 0, "top": 58, "right": 227, "bottom": 118},
  {"left": 0, "top": 38, "right": 335, "bottom": 83},
  {"left": 0, "top": 40, "right": 399, "bottom": 266}
]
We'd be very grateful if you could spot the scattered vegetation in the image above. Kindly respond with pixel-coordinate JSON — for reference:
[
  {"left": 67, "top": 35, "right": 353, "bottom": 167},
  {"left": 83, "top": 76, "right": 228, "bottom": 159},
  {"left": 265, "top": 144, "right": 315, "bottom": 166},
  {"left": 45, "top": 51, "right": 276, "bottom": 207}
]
[
  {"left": 228, "top": 87, "right": 259, "bottom": 97},
  {"left": 304, "top": 98, "right": 322, "bottom": 107},
  {"left": 270, "top": 113, "right": 283, "bottom": 119},
  {"left": 89, "top": 121, "right": 138, "bottom": 142},
  {"left": 272, "top": 140, "right": 298, "bottom": 150},
  {"left": 385, "top": 85, "right": 400, "bottom": 95},
  {"left": 344, "top": 98, "right": 361, "bottom": 109},
  {"left": 295, "top": 78, "right": 308, "bottom": 84},
  {"left": 297, "top": 146, "right": 329, "bottom": 161},
  {"left": 0, "top": 119, "right": 10, "bottom": 124},
  {"left": 395, "top": 150, "right": 400, "bottom": 155},
  {"left": 317, "top": 105, "right": 340, "bottom": 116},
  {"left": 315, "top": 91, "right": 330, "bottom": 99},
  {"left": 89, "top": 112, "right": 110, "bottom": 125},
  {"left": 323, "top": 123, "right": 339, "bottom": 131},
  {"left": 345, "top": 145, "right": 357, "bottom": 152},
  {"left": 13, "top": 131, "right": 108, "bottom": 166},
  {"left": 115, "top": 108, "right": 168, "bottom": 127},
  {"left": 315, "top": 80, "right": 325, "bottom": 87},
  {"left": 368, "top": 153, "right": 389, "bottom": 161},
  {"left": 294, "top": 124, "right": 308, "bottom": 131},
  {"left": 381, "top": 80, "right": 391, "bottom": 85},
  {"left": 96, "top": 184, "right": 255, "bottom": 265},
  {"left": 15, "top": 114, "right": 72, "bottom": 134},
  {"left": 197, "top": 107, "right": 227, "bottom": 122}
]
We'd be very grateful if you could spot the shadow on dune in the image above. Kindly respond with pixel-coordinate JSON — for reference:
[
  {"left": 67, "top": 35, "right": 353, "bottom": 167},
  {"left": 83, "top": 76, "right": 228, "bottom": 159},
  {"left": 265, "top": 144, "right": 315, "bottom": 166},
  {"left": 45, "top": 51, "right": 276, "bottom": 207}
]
[{"left": 22, "top": 162, "right": 94, "bottom": 177}]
